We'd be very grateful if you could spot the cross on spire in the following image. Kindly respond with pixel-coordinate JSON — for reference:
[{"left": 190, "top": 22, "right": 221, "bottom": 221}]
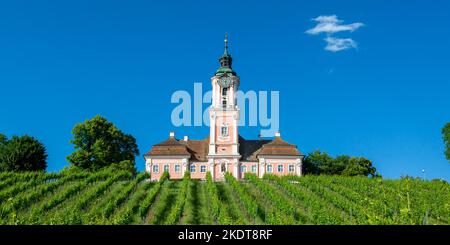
[{"left": 224, "top": 33, "right": 229, "bottom": 55}]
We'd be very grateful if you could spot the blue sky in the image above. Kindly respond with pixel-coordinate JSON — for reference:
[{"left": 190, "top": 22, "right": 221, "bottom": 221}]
[{"left": 0, "top": 0, "right": 449, "bottom": 180}]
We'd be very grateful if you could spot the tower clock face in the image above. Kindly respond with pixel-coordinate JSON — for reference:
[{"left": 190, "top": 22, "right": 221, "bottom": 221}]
[{"left": 218, "top": 74, "right": 234, "bottom": 88}]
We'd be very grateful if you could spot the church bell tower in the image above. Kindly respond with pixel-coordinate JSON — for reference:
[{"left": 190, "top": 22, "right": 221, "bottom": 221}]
[{"left": 208, "top": 34, "right": 241, "bottom": 160}]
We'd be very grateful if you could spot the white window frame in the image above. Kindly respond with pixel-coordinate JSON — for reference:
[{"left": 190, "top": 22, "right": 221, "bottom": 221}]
[
  {"left": 289, "top": 165, "right": 295, "bottom": 173},
  {"left": 164, "top": 164, "right": 169, "bottom": 173},
  {"left": 251, "top": 165, "right": 257, "bottom": 173},
  {"left": 278, "top": 165, "right": 284, "bottom": 173},
  {"left": 221, "top": 125, "right": 229, "bottom": 137},
  {"left": 152, "top": 165, "right": 159, "bottom": 173},
  {"left": 175, "top": 164, "right": 180, "bottom": 172},
  {"left": 240, "top": 165, "right": 247, "bottom": 173},
  {"left": 267, "top": 165, "right": 273, "bottom": 173},
  {"left": 190, "top": 165, "right": 196, "bottom": 173},
  {"left": 200, "top": 165, "right": 206, "bottom": 173}
]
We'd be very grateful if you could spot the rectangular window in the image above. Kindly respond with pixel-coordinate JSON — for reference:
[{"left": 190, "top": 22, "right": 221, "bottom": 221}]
[
  {"left": 164, "top": 165, "right": 169, "bottom": 173},
  {"left": 221, "top": 126, "right": 229, "bottom": 136},
  {"left": 252, "top": 165, "right": 257, "bottom": 173},
  {"left": 267, "top": 165, "right": 272, "bottom": 173},
  {"left": 289, "top": 165, "right": 295, "bottom": 173},
  {"left": 222, "top": 88, "right": 228, "bottom": 96},
  {"left": 240, "top": 165, "right": 247, "bottom": 173},
  {"left": 278, "top": 165, "right": 284, "bottom": 173},
  {"left": 152, "top": 165, "right": 159, "bottom": 173},
  {"left": 190, "top": 165, "right": 196, "bottom": 173},
  {"left": 200, "top": 165, "right": 206, "bottom": 173},
  {"left": 175, "top": 165, "right": 180, "bottom": 172}
]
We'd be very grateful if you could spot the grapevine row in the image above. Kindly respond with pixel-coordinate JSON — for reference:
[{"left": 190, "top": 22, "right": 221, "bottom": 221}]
[
  {"left": 245, "top": 174, "right": 305, "bottom": 224},
  {"left": 164, "top": 172, "right": 190, "bottom": 224}
]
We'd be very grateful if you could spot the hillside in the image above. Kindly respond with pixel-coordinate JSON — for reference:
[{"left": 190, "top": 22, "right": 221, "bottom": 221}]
[{"left": 0, "top": 170, "right": 448, "bottom": 225}]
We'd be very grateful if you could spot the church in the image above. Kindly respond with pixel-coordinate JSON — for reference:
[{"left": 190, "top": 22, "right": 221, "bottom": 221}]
[{"left": 145, "top": 35, "right": 304, "bottom": 181}]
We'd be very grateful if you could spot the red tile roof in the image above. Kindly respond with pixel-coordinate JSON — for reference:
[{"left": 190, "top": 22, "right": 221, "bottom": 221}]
[
  {"left": 145, "top": 135, "right": 303, "bottom": 161},
  {"left": 184, "top": 138, "right": 209, "bottom": 161},
  {"left": 257, "top": 136, "right": 303, "bottom": 157},
  {"left": 145, "top": 137, "right": 190, "bottom": 157}
]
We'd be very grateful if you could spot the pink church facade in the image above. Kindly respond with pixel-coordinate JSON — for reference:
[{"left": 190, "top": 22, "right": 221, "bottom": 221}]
[{"left": 145, "top": 36, "right": 304, "bottom": 181}]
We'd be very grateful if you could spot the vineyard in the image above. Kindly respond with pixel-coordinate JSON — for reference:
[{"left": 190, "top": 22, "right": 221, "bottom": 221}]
[{"left": 0, "top": 169, "right": 448, "bottom": 225}]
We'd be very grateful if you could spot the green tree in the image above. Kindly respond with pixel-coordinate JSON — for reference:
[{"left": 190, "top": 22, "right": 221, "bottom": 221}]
[
  {"left": 67, "top": 115, "right": 139, "bottom": 171},
  {"left": 0, "top": 134, "right": 6, "bottom": 145},
  {"left": 342, "top": 157, "right": 377, "bottom": 177},
  {"left": 302, "top": 150, "right": 334, "bottom": 175},
  {"left": 443, "top": 122, "right": 450, "bottom": 162},
  {"left": 0, "top": 135, "right": 47, "bottom": 171},
  {"left": 332, "top": 155, "right": 350, "bottom": 174},
  {"left": 303, "top": 150, "right": 378, "bottom": 177},
  {"left": 109, "top": 160, "right": 137, "bottom": 175}
]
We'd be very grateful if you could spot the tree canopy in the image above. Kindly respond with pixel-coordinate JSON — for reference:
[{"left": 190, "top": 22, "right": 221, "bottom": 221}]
[
  {"left": 67, "top": 115, "right": 139, "bottom": 171},
  {"left": 303, "top": 150, "right": 378, "bottom": 177},
  {"left": 0, "top": 135, "right": 47, "bottom": 172},
  {"left": 442, "top": 122, "right": 450, "bottom": 162},
  {"left": 0, "top": 134, "right": 6, "bottom": 145}
]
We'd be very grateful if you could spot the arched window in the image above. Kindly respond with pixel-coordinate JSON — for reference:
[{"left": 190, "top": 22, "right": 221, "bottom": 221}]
[
  {"left": 222, "top": 87, "right": 228, "bottom": 96},
  {"left": 164, "top": 165, "right": 169, "bottom": 173}
]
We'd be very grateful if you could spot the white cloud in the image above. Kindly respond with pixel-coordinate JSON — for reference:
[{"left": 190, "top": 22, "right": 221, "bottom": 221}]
[
  {"left": 306, "top": 15, "right": 364, "bottom": 35},
  {"left": 306, "top": 15, "right": 363, "bottom": 52},
  {"left": 324, "top": 37, "right": 357, "bottom": 52},
  {"left": 313, "top": 15, "right": 340, "bottom": 23}
]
